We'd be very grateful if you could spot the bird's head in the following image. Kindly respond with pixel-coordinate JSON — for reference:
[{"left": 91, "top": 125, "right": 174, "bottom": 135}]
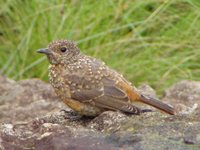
[{"left": 37, "top": 40, "right": 80, "bottom": 64}]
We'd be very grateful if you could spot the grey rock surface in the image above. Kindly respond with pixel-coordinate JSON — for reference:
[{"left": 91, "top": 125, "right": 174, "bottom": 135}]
[
  {"left": 0, "top": 76, "right": 200, "bottom": 150},
  {"left": 163, "top": 80, "right": 200, "bottom": 114}
]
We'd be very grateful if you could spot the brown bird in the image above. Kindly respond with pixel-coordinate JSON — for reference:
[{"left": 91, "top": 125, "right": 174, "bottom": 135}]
[{"left": 37, "top": 40, "right": 175, "bottom": 116}]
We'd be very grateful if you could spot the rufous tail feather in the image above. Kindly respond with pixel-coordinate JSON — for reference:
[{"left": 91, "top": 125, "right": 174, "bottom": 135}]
[{"left": 139, "top": 94, "right": 175, "bottom": 115}]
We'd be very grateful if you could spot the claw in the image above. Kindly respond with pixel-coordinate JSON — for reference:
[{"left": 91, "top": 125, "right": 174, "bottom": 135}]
[
  {"left": 141, "top": 108, "right": 153, "bottom": 113},
  {"left": 60, "top": 109, "right": 82, "bottom": 121}
]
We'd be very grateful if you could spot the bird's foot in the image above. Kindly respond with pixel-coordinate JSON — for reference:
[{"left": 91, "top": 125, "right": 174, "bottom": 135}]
[
  {"left": 141, "top": 108, "right": 153, "bottom": 113},
  {"left": 60, "top": 109, "right": 82, "bottom": 121},
  {"left": 125, "top": 108, "right": 153, "bottom": 116}
]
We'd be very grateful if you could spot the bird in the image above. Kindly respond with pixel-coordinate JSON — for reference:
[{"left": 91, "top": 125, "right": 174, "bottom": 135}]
[{"left": 37, "top": 39, "right": 176, "bottom": 116}]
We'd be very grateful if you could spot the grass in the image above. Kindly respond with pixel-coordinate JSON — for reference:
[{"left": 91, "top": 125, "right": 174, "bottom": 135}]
[{"left": 0, "top": 0, "right": 199, "bottom": 95}]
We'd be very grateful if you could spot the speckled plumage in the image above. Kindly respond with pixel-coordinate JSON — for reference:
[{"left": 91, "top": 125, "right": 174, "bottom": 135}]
[{"left": 37, "top": 40, "right": 175, "bottom": 116}]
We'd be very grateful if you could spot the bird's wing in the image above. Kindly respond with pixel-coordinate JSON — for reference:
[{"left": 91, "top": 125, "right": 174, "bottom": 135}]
[{"left": 65, "top": 74, "right": 141, "bottom": 114}]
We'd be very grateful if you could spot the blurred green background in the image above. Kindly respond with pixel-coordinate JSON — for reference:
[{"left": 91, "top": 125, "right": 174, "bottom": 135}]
[{"left": 0, "top": 0, "right": 199, "bottom": 94}]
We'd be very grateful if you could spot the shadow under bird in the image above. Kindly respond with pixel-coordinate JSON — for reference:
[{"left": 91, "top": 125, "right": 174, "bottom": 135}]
[{"left": 37, "top": 40, "right": 176, "bottom": 116}]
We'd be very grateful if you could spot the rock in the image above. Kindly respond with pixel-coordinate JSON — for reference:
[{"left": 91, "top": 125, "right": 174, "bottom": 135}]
[
  {"left": 163, "top": 80, "right": 200, "bottom": 114},
  {"left": 0, "top": 77, "right": 67, "bottom": 123},
  {"left": 0, "top": 111, "right": 119, "bottom": 150},
  {"left": 0, "top": 76, "right": 200, "bottom": 150},
  {"left": 164, "top": 80, "right": 200, "bottom": 104},
  {"left": 183, "top": 123, "right": 200, "bottom": 145},
  {"left": 88, "top": 111, "right": 128, "bottom": 132},
  {"left": 138, "top": 84, "right": 157, "bottom": 98}
]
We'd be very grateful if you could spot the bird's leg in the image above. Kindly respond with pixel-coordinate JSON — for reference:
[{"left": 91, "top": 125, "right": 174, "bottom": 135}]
[
  {"left": 123, "top": 107, "right": 153, "bottom": 116},
  {"left": 141, "top": 108, "right": 153, "bottom": 113},
  {"left": 60, "top": 109, "right": 82, "bottom": 121}
]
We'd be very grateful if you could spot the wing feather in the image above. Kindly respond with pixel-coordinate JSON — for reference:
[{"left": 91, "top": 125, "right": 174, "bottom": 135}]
[{"left": 63, "top": 58, "right": 141, "bottom": 114}]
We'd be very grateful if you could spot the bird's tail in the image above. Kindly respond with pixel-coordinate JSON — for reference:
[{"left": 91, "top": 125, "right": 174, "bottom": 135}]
[{"left": 138, "top": 94, "right": 176, "bottom": 115}]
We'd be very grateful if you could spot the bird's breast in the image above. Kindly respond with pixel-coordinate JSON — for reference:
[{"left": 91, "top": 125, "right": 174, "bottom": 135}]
[{"left": 48, "top": 64, "right": 71, "bottom": 99}]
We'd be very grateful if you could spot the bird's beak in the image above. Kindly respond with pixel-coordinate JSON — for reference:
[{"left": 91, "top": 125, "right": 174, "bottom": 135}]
[{"left": 37, "top": 48, "right": 52, "bottom": 55}]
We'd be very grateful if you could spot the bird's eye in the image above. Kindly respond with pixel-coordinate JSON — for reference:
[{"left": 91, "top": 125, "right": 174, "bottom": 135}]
[{"left": 60, "top": 47, "right": 67, "bottom": 52}]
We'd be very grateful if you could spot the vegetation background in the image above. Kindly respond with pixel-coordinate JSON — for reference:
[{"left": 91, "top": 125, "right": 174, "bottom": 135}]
[{"left": 0, "top": 0, "right": 199, "bottom": 95}]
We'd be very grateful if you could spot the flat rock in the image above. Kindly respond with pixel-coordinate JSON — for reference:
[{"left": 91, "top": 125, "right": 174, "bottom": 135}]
[{"left": 0, "top": 76, "right": 200, "bottom": 150}]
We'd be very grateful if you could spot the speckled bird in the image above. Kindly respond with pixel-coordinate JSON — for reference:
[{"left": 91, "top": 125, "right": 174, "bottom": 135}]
[{"left": 37, "top": 40, "right": 175, "bottom": 116}]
